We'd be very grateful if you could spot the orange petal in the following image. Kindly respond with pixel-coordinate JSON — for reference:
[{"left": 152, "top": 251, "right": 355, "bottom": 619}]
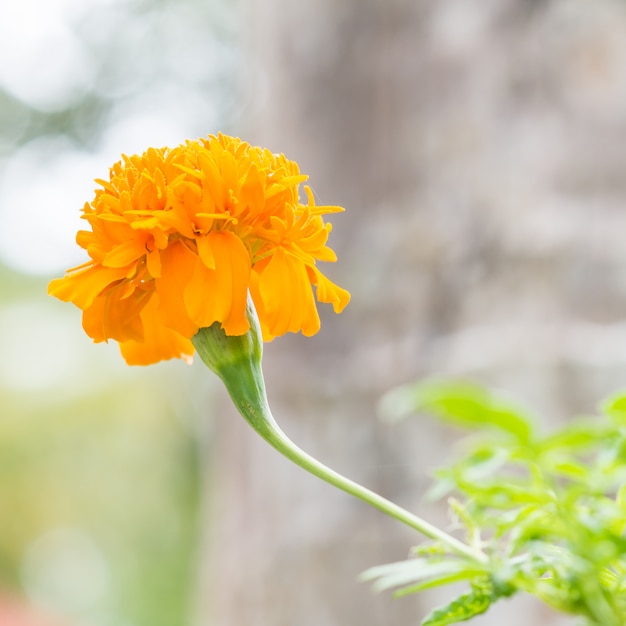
[
  {"left": 82, "top": 286, "right": 150, "bottom": 343},
  {"left": 154, "top": 241, "right": 198, "bottom": 338},
  {"left": 102, "top": 238, "right": 147, "bottom": 268},
  {"left": 249, "top": 263, "right": 274, "bottom": 341},
  {"left": 257, "top": 247, "right": 320, "bottom": 337},
  {"left": 308, "top": 266, "right": 351, "bottom": 313},
  {"left": 119, "top": 295, "right": 194, "bottom": 365},
  {"left": 48, "top": 265, "right": 130, "bottom": 310},
  {"left": 239, "top": 162, "right": 265, "bottom": 213},
  {"left": 196, "top": 234, "right": 216, "bottom": 269},
  {"left": 146, "top": 248, "right": 162, "bottom": 278},
  {"left": 183, "top": 231, "right": 250, "bottom": 335}
]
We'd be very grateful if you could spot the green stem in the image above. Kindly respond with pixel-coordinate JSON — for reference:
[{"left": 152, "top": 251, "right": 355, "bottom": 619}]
[
  {"left": 217, "top": 357, "right": 487, "bottom": 565},
  {"left": 192, "top": 319, "right": 487, "bottom": 565}
]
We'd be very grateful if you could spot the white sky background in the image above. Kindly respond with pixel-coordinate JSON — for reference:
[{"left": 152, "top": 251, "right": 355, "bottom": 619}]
[{"left": 0, "top": 0, "right": 236, "bottom": 276}]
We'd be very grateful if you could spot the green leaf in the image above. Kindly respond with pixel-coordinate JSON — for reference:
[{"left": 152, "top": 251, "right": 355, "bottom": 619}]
[
  {"left": 380, "top": 380, "right": 534, "bottom": 443},
  {"left": 421, "top": 583, "right": 492, "bottom": 626},
  {"left": 540, "top": 420, "right": 610, "bottom": 453},
  {"left": 453, "top": 480, "right": 552, "bottom": 508},
  {"left": 372, "top": 381, "right": 626, "bottom": 624},
  {"left": 546, "top": 460, "right": 589, "bottom": 480},
  {"left": 411, "top": 541, "right": 448, "bottom": 557},
  {"left": 361, "top": 558, "right": 486, "bottom": 595},
  {"left": 602, "top": 391, "right": 626, "bottom": 426},
  {"left": 426, "top": 474, "right": 459, "bottom": 502},
  {"left": 490, "top": 504, "right": 541, "bottom": 539},
  {"left": 448, "top": 498, "right": 479, "bottom": 542},
  {"left": 394, "top": 571, "right": 484, "bottom": 598}
]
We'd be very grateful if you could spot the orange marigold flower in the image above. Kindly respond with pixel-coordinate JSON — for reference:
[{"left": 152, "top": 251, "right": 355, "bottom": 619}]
[{"left": 48, "top": 133, "right": 350, "bottom": 365}]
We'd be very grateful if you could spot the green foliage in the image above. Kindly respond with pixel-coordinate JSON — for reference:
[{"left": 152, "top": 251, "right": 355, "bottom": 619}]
[
  {"left": 366, "top": 380, "right": 626, "bottom": 626},
  {"left": 421, "top": 579, "right": 492, "bottom": 626}
]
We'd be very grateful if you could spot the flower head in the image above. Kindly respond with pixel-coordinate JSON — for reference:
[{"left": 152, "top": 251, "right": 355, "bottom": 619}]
[{"left": 48, "top": 133, "right": 350, "bottom": 365}]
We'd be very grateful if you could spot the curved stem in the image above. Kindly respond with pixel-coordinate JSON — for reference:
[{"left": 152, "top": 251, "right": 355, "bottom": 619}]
[
  {"left": 261, "top": 410, "right": 486, "bottom": 563},
  {"left": 192, "top": 320, "right": 487, "bottom": 565},
  {"left": 220, "top": 362, "right": 487, "bottom": 565}
]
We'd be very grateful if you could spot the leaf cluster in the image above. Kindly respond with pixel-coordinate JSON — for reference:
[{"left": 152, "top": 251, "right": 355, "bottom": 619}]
[{"left": 365, "top": 381, "right": 626, "bottom": 626}]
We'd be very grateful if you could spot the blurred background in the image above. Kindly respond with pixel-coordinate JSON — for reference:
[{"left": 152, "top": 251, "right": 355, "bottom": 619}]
[{"left": 1, "top": 0, "right": 626, "bottom": 624}]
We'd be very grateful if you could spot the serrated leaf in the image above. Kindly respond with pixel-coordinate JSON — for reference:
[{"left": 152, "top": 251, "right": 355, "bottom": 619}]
[
  {"left": 380, "top": 380, "right": 534, "bottom": 443},
  {"left": 421, "top": 585, "right": 492, "bottom": 626}
]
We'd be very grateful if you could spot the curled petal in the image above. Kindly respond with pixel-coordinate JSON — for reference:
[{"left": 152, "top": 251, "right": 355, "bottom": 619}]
[{"left": 308, "top": 266, "right": 351, "bottom": 313}]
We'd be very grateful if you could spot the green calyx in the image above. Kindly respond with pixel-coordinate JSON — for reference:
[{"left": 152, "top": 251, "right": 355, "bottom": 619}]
[
  {"left": 191, "top": 297, "right": 273, "bottom": 437},
  {"left": 192, "top": 297, "right": 263, "bottom": 377}
]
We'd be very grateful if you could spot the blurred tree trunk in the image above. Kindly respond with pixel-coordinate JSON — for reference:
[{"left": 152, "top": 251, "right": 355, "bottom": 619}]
[
  {"left": 195, "top": 3, "right": 431, "bottom": 625},
  {"left": 194, "top": 0, "right": 626, "bottom": 624}
]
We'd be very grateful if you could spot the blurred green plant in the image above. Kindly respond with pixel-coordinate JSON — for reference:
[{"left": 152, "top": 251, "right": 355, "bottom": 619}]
[
  {"left": 0, "top": 268, "right": 202, "bottom": 626},
  {"left": 364, "top": 380, "right": 626, "bottom": 626}
]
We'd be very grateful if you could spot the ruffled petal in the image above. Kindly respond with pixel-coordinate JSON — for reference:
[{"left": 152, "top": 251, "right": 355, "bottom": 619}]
[
  {"left": 183, "top": 231, "right": 251, "bottom": 335},
  {"left": 48, "top": 134, "right": 350, "bottom": 365},
  {"left": 82, "top": 286, "right": 150, "bottom": 343},
  {"left": 256, "top": 247, "right": 320, "bottom": 337},
  {"left": 154, "top": 241, "right": 198, "bottom": 338},
  {"left": 102, "top": 238, "right": 147, "bottom": 268},
  {"left": 119, "top": 295, "right": 194, "bottom": 365},
  {"left": 249, "top": 262, "right": 272, "bottom": 341},
  {"left": 146, "top": 248, "right": 162, "bottom": 278},
  {"left": 48, "top": 265, "right": 130, "bottom": 310},
  {"left": 196, "top": 234, "right": 216, "bottom": 269},
  {"left": 307, "top": 266, "right": 351, "bottom": 313}
]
